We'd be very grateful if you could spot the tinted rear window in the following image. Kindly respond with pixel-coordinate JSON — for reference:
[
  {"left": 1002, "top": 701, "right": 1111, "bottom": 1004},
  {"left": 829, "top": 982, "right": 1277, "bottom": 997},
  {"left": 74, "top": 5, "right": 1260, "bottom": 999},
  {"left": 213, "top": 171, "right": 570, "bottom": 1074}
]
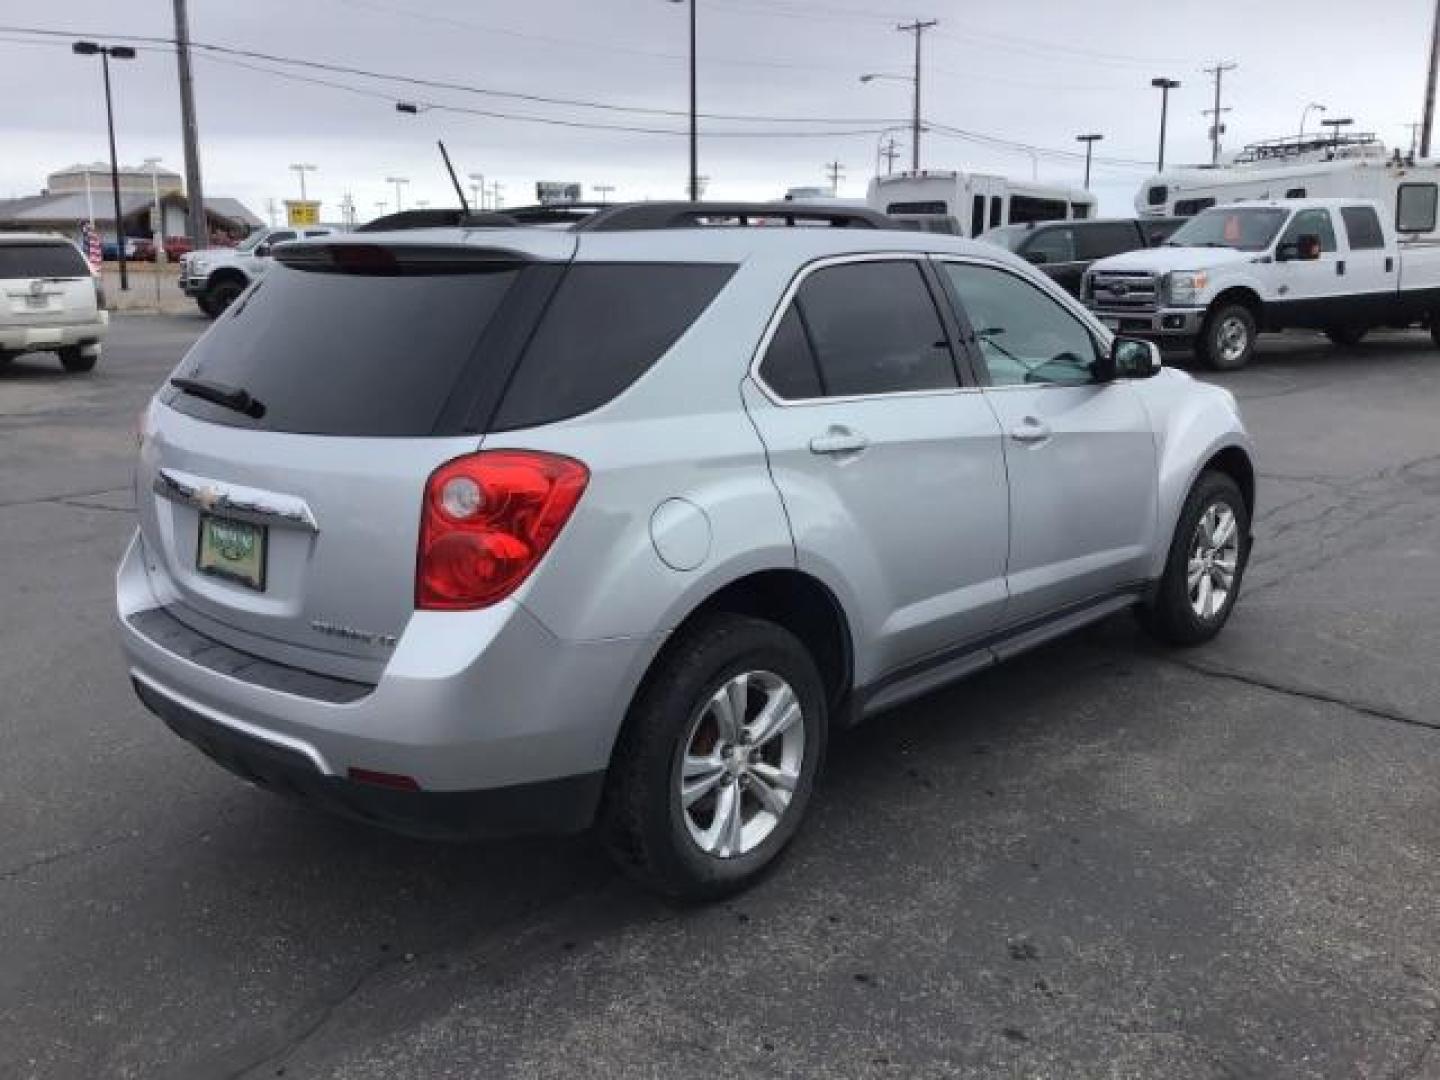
[
  {"left": 1341, "top": 206, "right": 1385, "bottom": 250},
  {"left": 492, "top": 263, "right": 735, "bottom": 430},
  {"left": 167, "top": 263, "right": 521, "bottom": 436},
  {"left": 0, "top": 243, "right": 89, "bottom": 279}
]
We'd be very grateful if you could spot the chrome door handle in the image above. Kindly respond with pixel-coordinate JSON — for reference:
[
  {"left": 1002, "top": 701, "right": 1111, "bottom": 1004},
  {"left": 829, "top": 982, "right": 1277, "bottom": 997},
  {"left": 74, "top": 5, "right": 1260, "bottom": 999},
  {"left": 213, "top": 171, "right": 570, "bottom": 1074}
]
[
  {"left": 1009, "top": 417, "right": 1052, "bottom": 444},
  {"left": 808, "top": 427, "right": 869, "bottom": 456}
]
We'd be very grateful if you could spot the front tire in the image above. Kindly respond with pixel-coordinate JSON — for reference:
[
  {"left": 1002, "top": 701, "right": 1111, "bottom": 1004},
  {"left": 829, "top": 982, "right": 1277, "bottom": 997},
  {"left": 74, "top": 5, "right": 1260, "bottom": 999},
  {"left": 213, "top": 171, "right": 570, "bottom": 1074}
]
[
  {"left": 1197, "top": 303, "right": 1257, "bottom": 371},
  {"left": 602, "top": 614, "right": 827, "bottom": 901},
  {"left": 1138, "top": 471, "right": 1250, "bottom": 646},
  {"left": 203, "top": 278, "right": 244, "bottom": 318}
]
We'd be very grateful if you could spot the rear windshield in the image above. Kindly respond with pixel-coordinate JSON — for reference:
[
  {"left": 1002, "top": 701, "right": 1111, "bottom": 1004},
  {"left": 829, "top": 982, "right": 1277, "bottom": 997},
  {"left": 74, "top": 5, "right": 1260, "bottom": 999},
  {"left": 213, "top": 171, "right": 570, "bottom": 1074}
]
[
  {"left": 165, "top": 256, "right": 736, "bottom": 437},
  {"left": 0, "top": 243, "right": 90, "bottom": 279},
  {"left": 167, "top": 262, "right": 522, "bottom": 436}
]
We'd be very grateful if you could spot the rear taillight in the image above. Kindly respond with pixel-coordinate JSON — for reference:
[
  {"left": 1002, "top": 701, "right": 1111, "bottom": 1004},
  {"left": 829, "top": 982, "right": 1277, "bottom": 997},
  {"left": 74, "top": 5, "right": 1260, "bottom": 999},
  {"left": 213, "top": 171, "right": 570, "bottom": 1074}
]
[{"left": 416, "top": 451, "right": 589, "bottom": 611}]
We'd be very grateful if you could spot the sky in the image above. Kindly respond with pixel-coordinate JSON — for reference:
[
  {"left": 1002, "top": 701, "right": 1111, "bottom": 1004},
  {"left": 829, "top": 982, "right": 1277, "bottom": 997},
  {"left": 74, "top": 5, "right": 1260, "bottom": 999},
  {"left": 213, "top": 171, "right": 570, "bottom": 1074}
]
[{"left": 2, "top": 0, "right": 1434, "bottom": 223}]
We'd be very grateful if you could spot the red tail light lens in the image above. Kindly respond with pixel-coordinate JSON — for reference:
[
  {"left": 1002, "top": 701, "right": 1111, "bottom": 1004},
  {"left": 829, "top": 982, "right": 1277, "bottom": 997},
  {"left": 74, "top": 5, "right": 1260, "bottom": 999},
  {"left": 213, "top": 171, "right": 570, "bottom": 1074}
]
[{"left": 416, "top": 451, "right": 589, "bottom": 610}]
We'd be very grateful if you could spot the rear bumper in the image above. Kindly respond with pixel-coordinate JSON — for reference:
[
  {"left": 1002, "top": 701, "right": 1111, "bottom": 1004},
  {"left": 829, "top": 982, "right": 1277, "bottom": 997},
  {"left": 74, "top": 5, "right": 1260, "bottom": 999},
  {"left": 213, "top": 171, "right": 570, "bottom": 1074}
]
[
  {"left": 1088, "top": 306, "right": 1203, "bottom": 337},
  {"left": 116, "top": 531, "right": 659, "bottom": 838},
  {"left": 133, "top": 674, "right": 604, "bottom": 838},
  {"left": 0, "top": 314, "right": 107, "bottom": 354}
]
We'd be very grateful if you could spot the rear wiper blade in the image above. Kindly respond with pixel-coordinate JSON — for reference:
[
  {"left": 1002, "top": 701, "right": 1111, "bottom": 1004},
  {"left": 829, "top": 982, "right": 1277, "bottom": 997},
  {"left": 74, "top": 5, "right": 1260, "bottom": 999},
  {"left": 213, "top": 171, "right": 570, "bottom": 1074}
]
[{"left": 170, "top": 376, "right": 266, "bottom": 419}]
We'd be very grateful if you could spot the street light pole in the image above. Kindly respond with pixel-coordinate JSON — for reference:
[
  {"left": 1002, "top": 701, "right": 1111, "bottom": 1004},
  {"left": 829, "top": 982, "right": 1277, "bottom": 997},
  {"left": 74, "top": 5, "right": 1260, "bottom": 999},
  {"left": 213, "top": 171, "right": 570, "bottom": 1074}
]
[
  {"left": 468, "top": 173, "right": 485, "bottom": 210},
  {"left": 667, "top": 0, "right": 699, "bottom": 201},
  {"left": 386, "top": 176, "right": 409, "bottom": 212},
  {"left": 1076, "top": 133, "right": 1103, "bottom": 189},
  {"left": 73, "top": 41, "right": 136, "bottom": 290},
  {"left": 1151, "top": 77, "right": 1181, "bottom": 172},
  {"left": 1299, "top": 102, "right": 1326, "bottom": 140},
  {"left": 1321, "top": 116, "right": 1354, "bottom": 157},
  {"left": 289, "top": 163, "right": 316, "bottom": 203}
]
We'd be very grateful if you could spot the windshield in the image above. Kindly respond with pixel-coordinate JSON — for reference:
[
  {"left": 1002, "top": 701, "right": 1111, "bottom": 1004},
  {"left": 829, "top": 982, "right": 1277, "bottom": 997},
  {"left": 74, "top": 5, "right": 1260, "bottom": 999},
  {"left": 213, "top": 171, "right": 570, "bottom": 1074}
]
[
  {"left": 1166, "top": 207, "right": 1289, "bottom": 251},
  {"left": 235, "top": 231, "right": 265, "bottom": 252},
  {"left": 979, "top": 225, "right": 1029, "bottom": 252}
]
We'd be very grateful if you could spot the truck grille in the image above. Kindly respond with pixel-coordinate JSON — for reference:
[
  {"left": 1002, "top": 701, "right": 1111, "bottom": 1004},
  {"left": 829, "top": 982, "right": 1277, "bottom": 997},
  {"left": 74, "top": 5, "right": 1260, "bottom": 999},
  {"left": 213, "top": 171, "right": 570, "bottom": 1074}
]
[{"left": 1088, "top": 272, "right": 1160, "bottom": 312}]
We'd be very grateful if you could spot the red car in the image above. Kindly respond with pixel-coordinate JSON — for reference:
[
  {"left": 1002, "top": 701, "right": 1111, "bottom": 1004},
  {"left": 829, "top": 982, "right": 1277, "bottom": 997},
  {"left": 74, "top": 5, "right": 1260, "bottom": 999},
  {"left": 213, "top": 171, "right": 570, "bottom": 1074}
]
[{"left": 131, "top": 236, "right": 195, "bottom": 262}]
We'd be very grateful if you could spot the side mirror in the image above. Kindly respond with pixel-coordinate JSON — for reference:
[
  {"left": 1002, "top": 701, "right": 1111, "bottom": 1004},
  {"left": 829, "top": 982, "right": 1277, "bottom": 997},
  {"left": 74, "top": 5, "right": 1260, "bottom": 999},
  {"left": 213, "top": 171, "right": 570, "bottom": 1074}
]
[
  {"left": 1296, "top": 234, "right": 1322, "bottom": 260},
  {"left": 1023, "top": 250, "right": 1049, "bottom": 265},
  {"left": 254, "top": 243, "right": 272, "bottom": 257},
  {"left": 1098, "top": 336, "right": 1162, "bottom": 381}
]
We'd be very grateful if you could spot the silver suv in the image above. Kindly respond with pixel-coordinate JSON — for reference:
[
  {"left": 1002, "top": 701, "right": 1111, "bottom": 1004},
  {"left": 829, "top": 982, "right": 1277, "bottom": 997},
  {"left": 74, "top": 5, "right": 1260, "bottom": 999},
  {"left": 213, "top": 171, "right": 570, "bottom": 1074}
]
[{"left": 117, "top": 203, "right": 1255, "bottom": 899}]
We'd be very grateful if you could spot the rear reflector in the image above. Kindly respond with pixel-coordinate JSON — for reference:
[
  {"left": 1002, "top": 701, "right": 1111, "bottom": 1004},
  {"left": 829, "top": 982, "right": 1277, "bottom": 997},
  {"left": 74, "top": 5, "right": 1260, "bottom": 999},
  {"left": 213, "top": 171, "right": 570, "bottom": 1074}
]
[
  {"left": 348, "top": 767, "right": 421, "bottom": 791},
  {"left": 416, "top": 450, "right": 589, "bottom": 610}
]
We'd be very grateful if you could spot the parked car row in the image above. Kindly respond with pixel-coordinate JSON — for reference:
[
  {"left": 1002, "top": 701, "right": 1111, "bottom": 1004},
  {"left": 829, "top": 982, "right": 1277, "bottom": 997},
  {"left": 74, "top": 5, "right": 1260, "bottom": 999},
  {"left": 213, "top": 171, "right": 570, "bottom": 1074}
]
[{"left": 980, "top": 216, "right": 1185, "bottom": 295}]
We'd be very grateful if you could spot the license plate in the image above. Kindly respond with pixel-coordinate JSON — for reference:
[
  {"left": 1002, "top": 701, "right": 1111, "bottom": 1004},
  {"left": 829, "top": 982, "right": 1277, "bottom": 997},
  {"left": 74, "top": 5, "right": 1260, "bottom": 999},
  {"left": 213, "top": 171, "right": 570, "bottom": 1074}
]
[
  {"left": 197, "top": 513, "right": 267, "bottom": 591},
  {"left": 25, "top": 294, "right": 47, "bottom": 310}
]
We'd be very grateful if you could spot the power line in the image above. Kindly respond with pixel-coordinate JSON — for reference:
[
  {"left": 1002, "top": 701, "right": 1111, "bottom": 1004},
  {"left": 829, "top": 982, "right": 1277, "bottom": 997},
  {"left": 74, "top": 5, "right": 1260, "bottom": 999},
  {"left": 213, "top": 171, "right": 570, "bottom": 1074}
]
[{"left": 0, "top": 23, "right": 901, "bottom": 125}]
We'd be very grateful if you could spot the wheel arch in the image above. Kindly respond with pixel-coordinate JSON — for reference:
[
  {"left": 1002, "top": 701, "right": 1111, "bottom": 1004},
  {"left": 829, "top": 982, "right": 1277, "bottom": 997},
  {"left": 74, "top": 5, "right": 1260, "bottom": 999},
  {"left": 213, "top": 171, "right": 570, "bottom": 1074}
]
[
  {"left": 1207, "top": 286, "right": 1264, "bottom": 323},
  {"left": 204, "top": 267, "right": 249, "bottom": 291}
]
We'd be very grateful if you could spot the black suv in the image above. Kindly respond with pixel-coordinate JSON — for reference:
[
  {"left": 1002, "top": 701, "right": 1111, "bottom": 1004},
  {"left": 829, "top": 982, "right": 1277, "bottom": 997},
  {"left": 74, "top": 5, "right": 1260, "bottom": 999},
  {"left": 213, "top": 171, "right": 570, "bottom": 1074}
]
[{"left": 981, "top": 218, "right": 1183, "bottom": 296}]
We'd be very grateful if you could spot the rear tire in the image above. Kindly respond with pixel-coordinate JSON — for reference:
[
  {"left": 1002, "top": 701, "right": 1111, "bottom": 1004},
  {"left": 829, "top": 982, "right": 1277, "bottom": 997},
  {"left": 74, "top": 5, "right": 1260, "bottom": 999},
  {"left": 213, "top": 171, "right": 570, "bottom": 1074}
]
[
  {"left": 1138, "top": 471, "right": 1250, "bottom": 646},
  {"left": 58, "top": 347, "right": 96, "bottom": 374},
  {"left": 196, "top": 295, "right": 218, "bottom": 318},
  {"left": 601, "top": 613, "right": 827, "bottom": 901},
  {"left": 1325, "top": 326, "right": 1367, "bottom": 347},
  {"left": 203, "top": 278, "right": 244, "bottom": 318},
  {"left": 1197, "top": 303, "right": 1257, "bottom": 371}
]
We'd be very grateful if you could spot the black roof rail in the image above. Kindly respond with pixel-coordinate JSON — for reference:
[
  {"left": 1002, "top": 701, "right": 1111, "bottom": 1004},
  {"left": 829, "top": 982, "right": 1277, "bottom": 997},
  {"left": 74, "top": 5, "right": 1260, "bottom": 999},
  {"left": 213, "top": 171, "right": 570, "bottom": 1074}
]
[{"left": 572, "top": 201, "right": 893, "bottom": 232}]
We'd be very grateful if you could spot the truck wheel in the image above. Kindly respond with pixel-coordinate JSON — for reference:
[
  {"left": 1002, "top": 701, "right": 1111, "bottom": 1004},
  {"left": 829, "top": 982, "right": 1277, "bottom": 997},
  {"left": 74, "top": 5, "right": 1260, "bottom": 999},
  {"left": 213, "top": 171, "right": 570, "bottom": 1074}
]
[
  {"left": 1431, "top": 319, "right": 1440, "bottom": 350},
  {"left": 1137, "top": 470, "right": 1250, "bottom": 646},
  {"left": 58, "top": 347, "right": 97, "bottom": 374},
  {"left": 1325, "top": 326, "right": 1367, "bottom": 347},
  {"left": 601, "top": 613, "right": 827, "bottom": 901},
  {"left": 203, "top": 279, "right": 244, "bottom": 318},
  {"left": 196, "top": 294, "right": 218, "bottom": 318},
  {"left": 1197, "top": 304, "right": 1256, "bottom": 371}
]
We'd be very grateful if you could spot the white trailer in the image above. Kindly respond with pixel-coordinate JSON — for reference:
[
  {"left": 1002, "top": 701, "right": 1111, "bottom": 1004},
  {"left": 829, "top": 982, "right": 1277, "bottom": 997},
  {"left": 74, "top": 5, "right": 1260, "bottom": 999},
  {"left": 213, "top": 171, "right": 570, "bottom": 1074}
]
[
  {"left": 867, "top": 170, "right": 1097, "bottom": 237},
  {"left": 1135, "top": 134, "right": 1440, "bottom": 242}
]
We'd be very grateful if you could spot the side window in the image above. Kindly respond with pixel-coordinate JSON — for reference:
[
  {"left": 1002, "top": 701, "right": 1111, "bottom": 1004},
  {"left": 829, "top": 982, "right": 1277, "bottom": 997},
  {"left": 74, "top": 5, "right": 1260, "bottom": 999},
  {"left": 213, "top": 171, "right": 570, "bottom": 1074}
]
[
  {"left": 1285, "top": 187, "right": 1307, "bottom": 199},
  {"left": 1174, "top": 197, "right": 1216, "bottom": 217},
  {"left": 942, "top": 263, "right": 1098, "bottom": 387},
  {"left": 1022, "top": 227, "right": 1076, "bottom": 264},
  {"left": 758, "top": 305, "right": 823, "bottom": 399},
  {"left": 970, "top": 195, "right": 985, "bottom": 238},
  {"left": 1279, "top": 209, "right": 1337, "bottom": 252},
  {"left": 1071, "top": 202, "right": 1092, "bottom": 220},
  {"left": 495, "top": 263, "right": 736, "bottom": 429},
  {"left": 989, "top": 196, "right": 1003, "bottom": 229},
  {"left": 1076, "top": 222, "right": 1142, "bottom": 260},
  {"left": 1341, "top": 206, "right": 1385, "bottom": 250},
  {"left": 1147, "top": 185, "right": 1169, "bottom": 207},
  {"left": 792, "top": 260, "right": 957, "bottom": 397},
  {"left": 265, "top": 231, "right": 296, "bottom": 246},
  {"left": 1397, "top": 183, "right": 1438, "bottom": 233}
]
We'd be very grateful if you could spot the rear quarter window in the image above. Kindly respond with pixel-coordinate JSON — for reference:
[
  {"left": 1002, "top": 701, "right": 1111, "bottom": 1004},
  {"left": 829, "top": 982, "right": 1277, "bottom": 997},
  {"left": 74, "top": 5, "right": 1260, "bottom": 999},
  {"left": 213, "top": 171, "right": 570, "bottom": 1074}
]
[
  {"left": 0, "top": 243, "right": 90, "bottom": 279},
  {"left": 492, "top": 263, "right": 736, "bottom": 430},
  {"left": 1397, "top": 184, "right": 1438, "bottom": 234},
  {"left": 1341, "top": 206, "right": 1385, "bottom": 250}
]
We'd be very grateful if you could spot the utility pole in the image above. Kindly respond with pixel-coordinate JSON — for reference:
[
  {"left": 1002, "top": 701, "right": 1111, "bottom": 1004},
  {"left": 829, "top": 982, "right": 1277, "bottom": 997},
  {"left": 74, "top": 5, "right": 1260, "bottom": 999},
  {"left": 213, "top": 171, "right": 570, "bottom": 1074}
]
[
  {"left": 824, "top": 160, "right": 845, "bottom": 195},
  {"left": 1151, "top": 77, "right": 1181, "bottom": 171},
  {"left": 879, "top": 137, "right": 901, "bottom": 175},
  {"left": 1075, "top": 133, "right": 1103, "bottom": 189},
  {"left": 1202, "top": 61, "right": 1237, "bottom": 165},
  {"left": 489, "top": 181, "right": 504, "bottom": 209},
  {"left": 1423, "top": 0, "right": 1440, "bottom": 157},
  {"left": 172, "top": 0, "right": 207, "bottom": 250},
  {"left": 667, "top": 0, "right": 698, "bottom": 201},
  {"left": 897, "top": 19, "right": 937, "bottom": 171},
  {"left": 1404, "top": 122, "right": 1422, "bottom": 158}
]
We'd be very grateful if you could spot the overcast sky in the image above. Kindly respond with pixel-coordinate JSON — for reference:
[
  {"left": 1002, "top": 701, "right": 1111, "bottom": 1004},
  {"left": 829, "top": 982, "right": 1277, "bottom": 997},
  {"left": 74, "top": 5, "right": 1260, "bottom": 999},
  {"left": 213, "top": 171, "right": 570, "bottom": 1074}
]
[{"left": 2, "top": 0, "right": 1434, "bottom": 222}]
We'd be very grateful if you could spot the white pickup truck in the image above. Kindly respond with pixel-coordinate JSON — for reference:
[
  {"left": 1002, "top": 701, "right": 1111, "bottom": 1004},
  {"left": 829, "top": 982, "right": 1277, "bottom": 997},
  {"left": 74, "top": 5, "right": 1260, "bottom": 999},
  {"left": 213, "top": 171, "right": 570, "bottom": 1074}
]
[
  {"left": 178, "top": 225, "right": 334, "bottom": 318},
  {"left": 1083, "top": 197, "right": 1440, "bottom": 368}
]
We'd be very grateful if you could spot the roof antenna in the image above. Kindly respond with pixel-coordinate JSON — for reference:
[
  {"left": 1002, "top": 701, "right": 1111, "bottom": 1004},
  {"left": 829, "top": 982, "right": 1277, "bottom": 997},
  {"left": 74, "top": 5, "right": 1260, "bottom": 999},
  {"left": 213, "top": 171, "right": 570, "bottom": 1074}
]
[{"left": 437, "top": 140, "right": 471, "bottom": 215}]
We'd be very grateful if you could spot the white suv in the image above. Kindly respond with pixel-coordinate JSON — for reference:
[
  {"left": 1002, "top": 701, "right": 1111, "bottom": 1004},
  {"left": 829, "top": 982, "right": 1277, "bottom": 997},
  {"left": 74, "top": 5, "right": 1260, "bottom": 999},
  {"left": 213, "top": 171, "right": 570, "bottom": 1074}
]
[{"left": 0, "top": 233, "right": 107, "bottom": 373}]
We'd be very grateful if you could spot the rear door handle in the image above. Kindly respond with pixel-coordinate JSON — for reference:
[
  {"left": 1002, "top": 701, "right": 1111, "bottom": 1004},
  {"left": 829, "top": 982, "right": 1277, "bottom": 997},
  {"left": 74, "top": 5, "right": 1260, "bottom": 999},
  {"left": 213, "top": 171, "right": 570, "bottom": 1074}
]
[
  {"left": 809, "top": 426, "right": 869, "bottom": 456},
  {"left": 1009, "top": 417, "right": 1052, "bottom": 444}
]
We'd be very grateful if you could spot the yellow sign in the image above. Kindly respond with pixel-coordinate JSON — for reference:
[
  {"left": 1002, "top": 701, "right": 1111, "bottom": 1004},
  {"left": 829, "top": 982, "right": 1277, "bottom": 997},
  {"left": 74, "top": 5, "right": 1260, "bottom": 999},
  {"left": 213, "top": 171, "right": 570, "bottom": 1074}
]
[{"left": 285, "top": 200, "right": 321, "bottom": 227}]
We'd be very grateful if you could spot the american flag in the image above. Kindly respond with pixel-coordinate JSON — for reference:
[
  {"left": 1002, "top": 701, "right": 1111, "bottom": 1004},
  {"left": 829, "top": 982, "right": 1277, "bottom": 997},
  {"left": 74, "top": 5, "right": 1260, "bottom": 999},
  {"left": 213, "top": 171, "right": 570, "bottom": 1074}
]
[{"left": 79, "top": 221, "right": 102, "bottom": 273}]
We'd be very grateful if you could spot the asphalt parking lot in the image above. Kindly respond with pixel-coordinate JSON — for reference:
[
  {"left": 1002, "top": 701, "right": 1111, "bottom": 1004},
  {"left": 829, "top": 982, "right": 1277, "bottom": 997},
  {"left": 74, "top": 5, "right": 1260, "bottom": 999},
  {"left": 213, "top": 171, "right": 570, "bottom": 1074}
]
[{"left": 2, "top": 314, "right": 1438, "bottom": 1079}]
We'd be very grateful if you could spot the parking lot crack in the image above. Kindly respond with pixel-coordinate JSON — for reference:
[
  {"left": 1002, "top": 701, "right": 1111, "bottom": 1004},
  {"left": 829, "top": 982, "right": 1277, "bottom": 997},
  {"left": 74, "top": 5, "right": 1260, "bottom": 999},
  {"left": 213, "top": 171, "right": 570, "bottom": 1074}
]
[
  {"left": 0, "top": 833, "right": 138, "bottom": 883},
  {"left": 1166, "top": 657, "right": 1436, "bottom": 732}
]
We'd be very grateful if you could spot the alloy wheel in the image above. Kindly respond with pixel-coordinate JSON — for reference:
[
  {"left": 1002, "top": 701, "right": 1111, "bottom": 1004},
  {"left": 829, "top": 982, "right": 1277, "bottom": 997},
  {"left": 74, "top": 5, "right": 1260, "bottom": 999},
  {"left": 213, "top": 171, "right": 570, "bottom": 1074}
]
[
  {"left": 1188, "top": 502, "right": 1241, "bottom": 619},
  {"left": 677, "top": 670, "right": 805, "bottom": 859}
]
